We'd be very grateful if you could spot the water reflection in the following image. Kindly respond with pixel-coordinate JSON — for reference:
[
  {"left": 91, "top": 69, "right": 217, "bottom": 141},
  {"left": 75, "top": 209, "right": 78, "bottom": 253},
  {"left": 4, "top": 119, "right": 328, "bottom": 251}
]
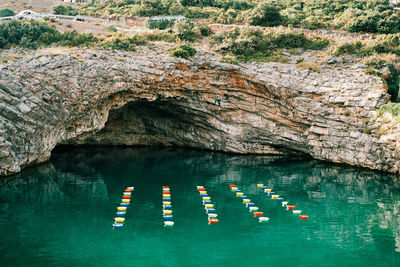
[{"left": 0, "top": 147, "right": 399, "bottom": 265}]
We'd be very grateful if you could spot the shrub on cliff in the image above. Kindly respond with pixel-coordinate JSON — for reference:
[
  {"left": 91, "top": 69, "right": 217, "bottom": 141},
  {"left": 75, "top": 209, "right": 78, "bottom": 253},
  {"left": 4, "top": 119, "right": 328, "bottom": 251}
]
[
  {"left": 213, "top": 27, "right": 269, "bottom": 60},
  {"left": 173, "top": 18, "right": 196, "bottom": 41},
  {"left": 377, "top": 103, "right": 400, "bottom": 120},
  {"left": 0, "top": 8, "right": 15, "bottom": 17},
  {"left": 243, "top": 3, "right": 283, "bottom": 27},
  {"left": 53, "top": 5, "right": 79, "bottom": 16},
  {"left": 58, "top": 30, "right": 98, "bottom": 47},
  {"left": 271, "top": 31, "right": 329, "bottom": 50},
  {"left": 198, "top": 24, "right": 213, "bottom": 36},
  {"left": 170, "top": 44, "right": 196, "bottom": 59},
  {"left": 0, "top": 20, "right": 61, "bottom": 49},
  {"left": 102, "top": 33, "right": 146, "bottom": 51},
  {"left": 213, "top": 27, "right": 329, "bottom": 62},
  {"left": 0, "top": 20, "right": 99, "bottom": 49},
  {"left": 147, "top": 18, "right": 176, "bottom": 30},
  {"left": 330, "top": 34, "right": 400, "bottom": 57}
]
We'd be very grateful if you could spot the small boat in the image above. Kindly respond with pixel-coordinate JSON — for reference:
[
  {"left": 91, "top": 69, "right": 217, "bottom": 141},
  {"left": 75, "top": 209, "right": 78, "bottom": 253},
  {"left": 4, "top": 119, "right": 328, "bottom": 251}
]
[
  {"left": 208, "top": 218, "right": 219, "bottom": 224},
  {"left": 249, "top": 206, "right": 259, "bottom": 212},
  {"left": 259, "top": 217, "right": 270, "bottom": 223},
  {"left": 164, "top": 221, "right": 174, "bottom": 227},
  {"left": 114, "top": 217, "right": 125, "bottom": 223}
]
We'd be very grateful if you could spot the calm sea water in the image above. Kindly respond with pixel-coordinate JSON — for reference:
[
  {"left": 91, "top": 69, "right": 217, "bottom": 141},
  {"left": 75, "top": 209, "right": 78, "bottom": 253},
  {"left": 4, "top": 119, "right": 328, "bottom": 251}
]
[{"left": 1, "top": 147, "right": 400, "bottom": 267}]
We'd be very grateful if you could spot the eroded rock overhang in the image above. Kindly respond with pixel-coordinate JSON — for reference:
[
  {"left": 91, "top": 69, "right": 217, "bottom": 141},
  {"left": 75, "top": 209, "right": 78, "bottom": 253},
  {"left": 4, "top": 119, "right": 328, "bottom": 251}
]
[{"left": 0, "top": 47, "right": 398, "bottom": 176}]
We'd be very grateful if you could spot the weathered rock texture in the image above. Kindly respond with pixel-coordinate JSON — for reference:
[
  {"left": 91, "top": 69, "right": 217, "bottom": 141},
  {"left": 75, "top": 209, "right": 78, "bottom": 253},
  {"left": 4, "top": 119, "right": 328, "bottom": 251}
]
[{"left": 0, "top": 47, "right": 399, "bottom": 176}]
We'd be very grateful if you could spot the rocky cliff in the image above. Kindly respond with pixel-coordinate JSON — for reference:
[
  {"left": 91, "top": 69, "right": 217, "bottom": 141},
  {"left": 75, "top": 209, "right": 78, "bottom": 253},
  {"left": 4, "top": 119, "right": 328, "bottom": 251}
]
[{"left": 0, "top": 47, "right": 399, "bottom": 176}]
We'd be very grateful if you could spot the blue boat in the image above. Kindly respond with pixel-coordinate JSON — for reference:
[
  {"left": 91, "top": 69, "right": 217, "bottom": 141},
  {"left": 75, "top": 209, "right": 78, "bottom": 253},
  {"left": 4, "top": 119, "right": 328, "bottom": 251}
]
[{"left": 113, "top": 223, "right": 124, "bottom": 228}]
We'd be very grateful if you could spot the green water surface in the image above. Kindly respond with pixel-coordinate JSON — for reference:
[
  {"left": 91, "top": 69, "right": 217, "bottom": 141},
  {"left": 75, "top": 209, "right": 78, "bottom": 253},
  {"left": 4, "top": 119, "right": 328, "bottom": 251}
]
[{"left": 1, "top": 147, "right": 400, "bottom": 267}]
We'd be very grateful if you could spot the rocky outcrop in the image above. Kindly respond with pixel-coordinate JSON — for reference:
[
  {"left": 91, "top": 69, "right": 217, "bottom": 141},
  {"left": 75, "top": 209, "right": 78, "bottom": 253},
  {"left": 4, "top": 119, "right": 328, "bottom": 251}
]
[{"left": 0, "top": 47, "right": 399, "bottom": 176}]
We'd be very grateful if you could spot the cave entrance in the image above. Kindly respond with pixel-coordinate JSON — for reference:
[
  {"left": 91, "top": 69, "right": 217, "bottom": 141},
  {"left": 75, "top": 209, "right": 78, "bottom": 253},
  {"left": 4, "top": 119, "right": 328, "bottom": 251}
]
[{"left": 67, "top": 100, "right": 227, "bottom": 150}]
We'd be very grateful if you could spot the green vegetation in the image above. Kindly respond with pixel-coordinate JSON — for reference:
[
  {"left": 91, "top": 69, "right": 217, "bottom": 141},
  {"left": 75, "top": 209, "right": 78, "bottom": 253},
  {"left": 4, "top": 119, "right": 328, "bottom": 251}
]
[
  {"left": 0, "top": 20, "right": 145, "bottom": 51},
  {"left": 102, "top": 33, "right": 147, "bottom": 51},
  {"left": 0, "top": 8, "right": 15, "bottom": 17},
  {"left": 377, "top": 103, "right": 400, "bottom": 120},
  {"left": 173, "top": 18, "right": 196, "bottom": 41},
  {"left": 106, "top": 25, "right": 118, "bottom": 32},
  {"left": 78, "top": 0, "right": 400, "bottom": 34},
  {"left": 142, "top": 31, "right": 176, "bottom": 42},
  {"left": 0, "top": 20, "right": 63, "bottom": 49},
  {"left": 170, "top": 44, "right": 196, "bottom": 59},
  {"left": 53, "top": 5, "right": 79, "bottom": 16},
  {"left": 242, "top": 3, "right": 283, "bottom": 27},
  {"left": 330, "top": 34, "right": 400, "bottom": 57},
  {"left": 212, "top": 27, "right": 329, "bottom": 61},
  {"left": 198, "top": 24, "right": 212, "bottom": 36},
  {"left": 147, "top": 18, "right": 177, "bottom": 30}
]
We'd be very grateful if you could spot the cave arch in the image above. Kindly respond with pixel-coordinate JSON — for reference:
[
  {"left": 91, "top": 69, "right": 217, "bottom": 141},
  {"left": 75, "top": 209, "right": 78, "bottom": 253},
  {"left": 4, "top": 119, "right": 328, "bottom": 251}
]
[{"left": 66, "top": 99, "right": 286, "bottom": 154}]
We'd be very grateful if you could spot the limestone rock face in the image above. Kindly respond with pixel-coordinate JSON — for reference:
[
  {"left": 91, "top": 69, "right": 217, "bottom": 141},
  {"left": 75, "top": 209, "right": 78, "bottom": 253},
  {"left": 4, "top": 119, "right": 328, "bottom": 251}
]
[{"left": 0, "top": 47, "right": 398, "bottom": 176}]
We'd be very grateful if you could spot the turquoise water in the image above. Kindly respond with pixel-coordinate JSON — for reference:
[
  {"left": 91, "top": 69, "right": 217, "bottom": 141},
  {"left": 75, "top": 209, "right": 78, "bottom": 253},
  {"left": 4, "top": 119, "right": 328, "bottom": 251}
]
[{"left": 1, "top": 147, "right": 400, "bottom": 267}]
